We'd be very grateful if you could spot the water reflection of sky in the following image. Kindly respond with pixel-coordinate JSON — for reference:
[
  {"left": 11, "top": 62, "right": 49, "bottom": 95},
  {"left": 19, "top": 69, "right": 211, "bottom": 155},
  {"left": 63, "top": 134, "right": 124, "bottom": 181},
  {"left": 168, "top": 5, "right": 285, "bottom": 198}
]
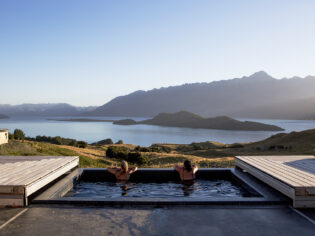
[{"left": 1, "top": 117, "right": 315, "bottom": 146}]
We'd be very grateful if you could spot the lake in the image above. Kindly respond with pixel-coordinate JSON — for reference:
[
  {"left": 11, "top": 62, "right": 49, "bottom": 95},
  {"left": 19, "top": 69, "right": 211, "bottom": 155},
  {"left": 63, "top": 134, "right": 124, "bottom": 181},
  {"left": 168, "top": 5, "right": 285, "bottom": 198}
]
[{"left": 1, "top": 117, "right": 315, "bottom": 146}]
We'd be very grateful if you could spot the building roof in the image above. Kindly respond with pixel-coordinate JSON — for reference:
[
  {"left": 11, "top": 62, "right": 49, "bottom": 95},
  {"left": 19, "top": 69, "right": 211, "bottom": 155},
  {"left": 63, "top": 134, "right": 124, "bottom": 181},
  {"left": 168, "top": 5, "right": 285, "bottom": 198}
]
[{"left": 0, "top": 129, "right": 8, "bottom": 132}]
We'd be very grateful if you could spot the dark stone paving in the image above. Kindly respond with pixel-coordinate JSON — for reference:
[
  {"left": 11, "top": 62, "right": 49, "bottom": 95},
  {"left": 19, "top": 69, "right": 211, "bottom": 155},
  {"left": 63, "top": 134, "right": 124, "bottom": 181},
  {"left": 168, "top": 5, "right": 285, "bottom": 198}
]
[
  {"left": 0, "top": 206, "right": 315, "bottom": 236},
  {"left": 0, "top": 208, "right": 24, "bottom": 226},
  {"left": 299, "top": 209, "right": 315, "bottom": 222}
]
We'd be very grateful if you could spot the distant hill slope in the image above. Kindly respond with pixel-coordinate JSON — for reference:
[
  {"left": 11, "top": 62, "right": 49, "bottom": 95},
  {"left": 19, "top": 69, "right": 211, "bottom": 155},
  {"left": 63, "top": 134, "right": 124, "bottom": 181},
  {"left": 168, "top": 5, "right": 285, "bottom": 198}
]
[
  {"left": 248, "top": 128, "right": 315, "bottom": 152},
  {"left": 86, "top": 71, "right": 315, "bottom": 118},
  {"left": 0, "top": 103, "right": 97, "bottom": 117},
  {"left": 0, "top": 114, "right": 9, "bottom": 119},
  {"left": 113, "top": 111, "right": 284, "bottom": 131},
  {"left": 235, "top": 96, "right": 315, "bottom": 120}
]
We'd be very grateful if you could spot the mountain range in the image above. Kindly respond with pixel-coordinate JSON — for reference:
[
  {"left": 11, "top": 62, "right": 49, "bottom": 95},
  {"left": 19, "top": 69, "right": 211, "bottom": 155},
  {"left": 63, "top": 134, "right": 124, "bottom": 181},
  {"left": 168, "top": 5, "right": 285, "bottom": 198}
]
[
  {"left": 85, "top": 71, "right": 315, "bottom": 119},
  {"left": 0, "top": 103, "right": 96, "bottom": 117},
  {"left": 1, "top": 71, "right": 315, "bottom": 119}
]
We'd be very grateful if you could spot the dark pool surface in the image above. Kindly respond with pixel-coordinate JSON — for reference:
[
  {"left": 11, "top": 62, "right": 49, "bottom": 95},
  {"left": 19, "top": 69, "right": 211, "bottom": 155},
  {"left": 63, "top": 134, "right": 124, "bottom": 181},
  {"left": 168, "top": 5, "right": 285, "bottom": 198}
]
[{"left": 66, "top": 180, "right": 253, "bottom": 198}]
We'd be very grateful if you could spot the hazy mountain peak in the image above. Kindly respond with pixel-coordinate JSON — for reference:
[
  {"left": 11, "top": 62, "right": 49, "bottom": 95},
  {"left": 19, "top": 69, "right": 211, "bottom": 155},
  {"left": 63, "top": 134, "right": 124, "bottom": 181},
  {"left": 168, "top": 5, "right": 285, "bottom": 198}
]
[{"left": 248, "top": 71, "right": 274, "bottom": 80}]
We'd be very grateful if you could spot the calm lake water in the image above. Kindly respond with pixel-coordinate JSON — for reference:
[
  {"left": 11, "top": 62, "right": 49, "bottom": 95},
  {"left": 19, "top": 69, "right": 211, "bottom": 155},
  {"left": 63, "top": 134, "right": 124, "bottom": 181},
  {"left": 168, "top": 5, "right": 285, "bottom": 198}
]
[{"left": 1, "top": 117, "right": 315, "bottom": 146}]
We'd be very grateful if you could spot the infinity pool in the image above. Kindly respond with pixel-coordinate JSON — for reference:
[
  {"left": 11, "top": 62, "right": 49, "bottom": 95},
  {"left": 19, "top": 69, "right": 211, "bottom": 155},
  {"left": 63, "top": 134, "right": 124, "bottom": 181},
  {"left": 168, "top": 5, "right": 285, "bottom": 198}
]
[
  {"left": 32, "top": 169, "right": 286, "bottom": 206},
  {"left": 66, "top": 179, "right": 252, "bottom": 198}
]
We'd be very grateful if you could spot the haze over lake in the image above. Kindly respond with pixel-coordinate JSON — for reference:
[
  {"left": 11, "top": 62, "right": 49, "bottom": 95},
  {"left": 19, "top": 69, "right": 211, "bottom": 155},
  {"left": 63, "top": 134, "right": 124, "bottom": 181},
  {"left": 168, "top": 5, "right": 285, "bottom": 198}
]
[{"left": 1, "top": 117, "right": 315, "bottom": 146}]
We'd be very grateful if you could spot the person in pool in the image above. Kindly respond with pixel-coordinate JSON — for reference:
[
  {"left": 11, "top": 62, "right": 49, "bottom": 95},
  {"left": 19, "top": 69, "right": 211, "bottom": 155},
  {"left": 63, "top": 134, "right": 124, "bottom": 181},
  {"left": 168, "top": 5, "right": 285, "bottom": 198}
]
[
  {"left": 107, "top": 161, "right": 138, "bottom": 181},
  {"left": 174, "top": 160, "right": 198, "bottom": 182}
]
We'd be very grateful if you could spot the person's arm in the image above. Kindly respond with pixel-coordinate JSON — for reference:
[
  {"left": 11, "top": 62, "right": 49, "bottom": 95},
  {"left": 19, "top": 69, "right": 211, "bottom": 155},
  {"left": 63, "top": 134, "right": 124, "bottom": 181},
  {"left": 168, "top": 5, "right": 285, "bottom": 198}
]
[
  {"left": 174, "top": 164, "right": 182, "bottom": 172},
  {"left": 128, "top": 166, "right": 138, "bottom": 174},
  {"left": 192, "top": 165, "right": 198, "bottom": 174},
  {"left": 107, "top": 167, "right": 119, "bottom": 175}
]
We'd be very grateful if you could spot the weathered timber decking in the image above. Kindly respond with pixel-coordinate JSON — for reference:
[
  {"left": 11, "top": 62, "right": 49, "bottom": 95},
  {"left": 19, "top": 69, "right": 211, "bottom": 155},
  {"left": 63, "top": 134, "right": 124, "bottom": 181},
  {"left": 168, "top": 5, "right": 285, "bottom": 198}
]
[
  {"left": 235, "top": 156, "right": 315, "bottom": 208},
  {"left": 0, "top": 156, "right": 79, "bottom": 206}
]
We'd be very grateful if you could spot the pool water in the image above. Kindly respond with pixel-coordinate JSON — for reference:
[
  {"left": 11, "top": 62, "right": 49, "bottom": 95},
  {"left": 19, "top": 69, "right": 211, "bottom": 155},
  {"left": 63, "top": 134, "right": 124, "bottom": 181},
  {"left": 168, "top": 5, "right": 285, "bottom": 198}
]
[{"left": 66, "top": 180, "right": 251, "bottom": 198}]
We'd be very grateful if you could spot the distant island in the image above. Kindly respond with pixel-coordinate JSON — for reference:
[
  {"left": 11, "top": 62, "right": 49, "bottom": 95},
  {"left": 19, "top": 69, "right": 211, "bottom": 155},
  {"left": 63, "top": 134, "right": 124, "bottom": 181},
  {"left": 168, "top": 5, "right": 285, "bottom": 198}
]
[
  {"left": 113, "top": 111, "right": 284, "bottom": 131},
  {"left": 0, "top": 114, "right": 9, "bottom": 119}
]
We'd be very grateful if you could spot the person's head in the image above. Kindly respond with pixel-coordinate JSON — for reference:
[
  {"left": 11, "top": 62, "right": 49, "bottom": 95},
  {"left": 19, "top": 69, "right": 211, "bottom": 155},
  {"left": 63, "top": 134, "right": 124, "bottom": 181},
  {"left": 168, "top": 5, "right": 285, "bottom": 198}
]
[
  {"left": 184, "top": 160, "right": 192, "bottom": 172},
  {"left": 121, "top": 161, "right": 128, "bottom": 173}
]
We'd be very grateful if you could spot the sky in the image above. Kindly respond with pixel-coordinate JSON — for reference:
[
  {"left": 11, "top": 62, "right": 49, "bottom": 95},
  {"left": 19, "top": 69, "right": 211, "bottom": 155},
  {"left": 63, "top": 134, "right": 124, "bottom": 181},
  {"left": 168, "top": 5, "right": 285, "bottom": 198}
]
[{"left": 1, "top": 0, "right": 315, "bottom": 106}]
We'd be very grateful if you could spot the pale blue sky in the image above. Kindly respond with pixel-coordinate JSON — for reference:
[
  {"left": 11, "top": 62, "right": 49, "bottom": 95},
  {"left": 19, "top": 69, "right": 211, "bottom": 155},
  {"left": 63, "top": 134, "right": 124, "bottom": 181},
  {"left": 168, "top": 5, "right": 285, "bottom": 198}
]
[{"left": 1, "top": 0, "right": 315, "bottom": 106}]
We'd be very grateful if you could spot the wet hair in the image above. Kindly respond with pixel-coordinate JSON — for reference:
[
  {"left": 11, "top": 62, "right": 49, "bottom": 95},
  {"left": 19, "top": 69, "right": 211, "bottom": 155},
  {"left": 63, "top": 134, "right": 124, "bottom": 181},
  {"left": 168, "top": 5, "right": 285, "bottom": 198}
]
[
  {"left": 121, "top": 161, "right": 128, "bottom": 173},
  {"left": 184, "top": 160, "right": 192, "bottom": 172}
]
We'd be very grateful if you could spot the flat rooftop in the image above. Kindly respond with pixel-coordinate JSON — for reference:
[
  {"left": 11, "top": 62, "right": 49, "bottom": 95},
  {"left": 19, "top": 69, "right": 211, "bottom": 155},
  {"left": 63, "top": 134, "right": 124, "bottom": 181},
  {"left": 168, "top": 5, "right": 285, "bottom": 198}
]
[
  {"left": 0, "top": 205, "right": 315, "bottom": 235},
  {"left": 0, "top": 129, "right": 8, "bottom": 132},
  {"left": 1, "top": 157, "right": 315, "bottom": 235}
]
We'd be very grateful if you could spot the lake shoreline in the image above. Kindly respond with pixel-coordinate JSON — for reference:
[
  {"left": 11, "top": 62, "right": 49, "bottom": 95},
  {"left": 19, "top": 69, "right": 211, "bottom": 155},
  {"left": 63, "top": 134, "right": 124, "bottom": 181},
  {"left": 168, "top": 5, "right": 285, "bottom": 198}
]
[{"left": 1, "top": 117, "right": 315, "bottom": 146}]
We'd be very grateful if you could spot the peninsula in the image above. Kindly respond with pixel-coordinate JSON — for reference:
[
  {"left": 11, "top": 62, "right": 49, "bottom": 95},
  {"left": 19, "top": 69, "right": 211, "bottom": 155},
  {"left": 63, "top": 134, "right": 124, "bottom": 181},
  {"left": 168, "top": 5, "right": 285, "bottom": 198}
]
[{"left": 113, "top": 111, "right": 284, "bottom": 131}]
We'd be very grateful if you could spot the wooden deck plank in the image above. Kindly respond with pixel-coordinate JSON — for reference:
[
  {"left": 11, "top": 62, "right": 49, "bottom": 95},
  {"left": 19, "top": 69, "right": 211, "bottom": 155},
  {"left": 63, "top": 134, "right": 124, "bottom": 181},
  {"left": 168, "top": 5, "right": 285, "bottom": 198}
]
[
  {"left": 25, "top": 159, "right": 79, "bottom": 196},
  {"left": 0, "top": 161, "right": 73, "bottom": 186},
  {"left": 4, "top": 159, "right": 71, "bottom": 185},
  {"left": 237, "top": 156, "right": 315, "bottom": 186},
  {"left": 251, "top": 156, "right": 315, "bottom": 183},
  {"left": 238, "top": 157, "right": 313, "bottom": 187},
  {"left": 235, "top": 159, "right": 295, "bottom": 198},
  {"left": 235, "top": 155, "right": 315, "bottom": 208},
  {"left": 0, "top": 159, "right": 59, "bottom": 182},
  {"left": 2, "top": 158, "right": 72, "bottom": 183},
  {"left": 0, "top": 157, "right": 77, "bottom": 185},
  {"left": 239, "top": 156, "right": 315, "bottom": 186},
  {"left": 0, "top": 156, "right": 79, "bottom": 206},
  {"left": 13, "top": 158, "right": 76, "bottom": 186},
  {"left": 0, "top": 157, "right": 64, "bottom": 178}
]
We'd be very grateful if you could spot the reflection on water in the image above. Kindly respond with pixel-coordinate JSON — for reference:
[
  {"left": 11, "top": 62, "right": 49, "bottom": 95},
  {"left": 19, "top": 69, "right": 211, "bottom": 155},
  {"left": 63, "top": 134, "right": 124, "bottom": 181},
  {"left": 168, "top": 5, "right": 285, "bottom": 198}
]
[
  {"left": 1, "top": 116, "right": 315, "bottom": 146},
  {"left": 118, "top": 182, "right": 136, "bottom": 196},
  {"left": 66, "top": 180, "right": 250, "bottom": 198},
  {"left": 181, "top": 181, "right": 197, "bottom": 196}
]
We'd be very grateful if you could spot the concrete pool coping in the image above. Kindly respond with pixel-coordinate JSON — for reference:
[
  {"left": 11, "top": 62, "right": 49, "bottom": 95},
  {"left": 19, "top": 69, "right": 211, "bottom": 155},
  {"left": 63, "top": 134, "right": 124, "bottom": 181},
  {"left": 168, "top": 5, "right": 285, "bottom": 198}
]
[{"left": 31, "top": 168, "right": 290, "bottom": 206}]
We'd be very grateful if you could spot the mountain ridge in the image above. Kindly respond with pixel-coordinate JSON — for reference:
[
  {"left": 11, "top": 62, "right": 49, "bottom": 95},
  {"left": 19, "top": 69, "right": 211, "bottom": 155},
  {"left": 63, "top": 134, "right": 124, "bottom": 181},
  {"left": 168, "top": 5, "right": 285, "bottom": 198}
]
[
  {"left": 86, "top": 71, "right": 315, "bottom": 118},
  {"left": 0, "top": 103, "right": 97, "bottom": 117}
]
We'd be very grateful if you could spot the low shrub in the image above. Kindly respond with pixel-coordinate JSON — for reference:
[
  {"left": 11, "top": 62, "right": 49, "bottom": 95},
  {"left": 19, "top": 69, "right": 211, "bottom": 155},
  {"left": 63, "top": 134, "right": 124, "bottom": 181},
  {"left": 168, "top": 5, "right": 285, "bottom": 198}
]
[
  {"left": 106, "top": 146, "right": 149, "bottom": 165},
  {"left": 229, "top": 143, "right": 244, "bottom": 148},
  {"left": 8, "top": 133, "right": 14, "bottom": 140},
  {"left": 106, "top": 146, "right": 129, "bottom": 159},
  {"left": 135, "top": 146, "right": 151, "bottom": 152},
  {"left": 93, "top": 138, "right": 114, "bottom": 145},
  {"left": 77, "top": 141, "right": 88, "bottom": 148},
  {"left": 13, "top": 129, "right": 25, "bottom": 140},
  {"left": 150, "top": 144, "right": 172, "bottom": 153},
  {"left": 115, "top": 140, "right": 123, "bottom": 144},
  {"left": 35, "top": 135, "right": 81, "bottom": 147},
  {"left": 128, "top": 152, "right": 149, "bottom": 165}
]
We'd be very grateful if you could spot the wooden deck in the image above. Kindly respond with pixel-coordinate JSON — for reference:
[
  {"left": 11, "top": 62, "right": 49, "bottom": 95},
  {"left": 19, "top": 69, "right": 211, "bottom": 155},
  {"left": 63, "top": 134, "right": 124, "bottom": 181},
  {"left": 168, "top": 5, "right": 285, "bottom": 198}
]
[
  {"left": 0, "top": 156, "right": 79, "bottom": 206},
  {"left": 235, "top": 156, "right": 315, "bottom": 208}
]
